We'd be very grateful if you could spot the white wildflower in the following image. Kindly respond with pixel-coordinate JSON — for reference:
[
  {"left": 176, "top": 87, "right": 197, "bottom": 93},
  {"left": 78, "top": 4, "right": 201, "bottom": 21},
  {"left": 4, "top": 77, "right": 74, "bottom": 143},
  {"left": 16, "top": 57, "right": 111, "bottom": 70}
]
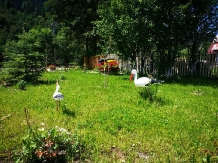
[
  {"left": 66, "top": 132, "right": 71, "bottom": 135},
  {"left": 59, "top": 128, "right": 67, "bottom": 132},
  {"left": 38, "top": 128, "right": 45, "bottom": 131}
]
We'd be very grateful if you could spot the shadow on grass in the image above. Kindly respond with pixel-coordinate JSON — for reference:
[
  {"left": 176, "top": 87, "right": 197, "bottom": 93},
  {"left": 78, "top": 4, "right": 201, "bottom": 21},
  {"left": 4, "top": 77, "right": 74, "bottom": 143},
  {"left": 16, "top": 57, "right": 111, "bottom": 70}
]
[
  {"left": 62, "top": 107, "right": 76, "bottom": 117},
  {"left": 121, "top": 77, "right": 131, "bottom": 81},
  {"left": 164, "top": 76, "right": 218, "bottom": 88},
  {"left": 31, "top": 79, "right": 58, "bottom": 85}
]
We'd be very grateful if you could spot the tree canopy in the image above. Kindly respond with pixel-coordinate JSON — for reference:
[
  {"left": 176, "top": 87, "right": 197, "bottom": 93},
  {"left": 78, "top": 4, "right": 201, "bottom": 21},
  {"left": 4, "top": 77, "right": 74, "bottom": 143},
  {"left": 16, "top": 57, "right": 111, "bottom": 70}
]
[{"left": 0, "top": 0, "right": 217, "bottom": 82}]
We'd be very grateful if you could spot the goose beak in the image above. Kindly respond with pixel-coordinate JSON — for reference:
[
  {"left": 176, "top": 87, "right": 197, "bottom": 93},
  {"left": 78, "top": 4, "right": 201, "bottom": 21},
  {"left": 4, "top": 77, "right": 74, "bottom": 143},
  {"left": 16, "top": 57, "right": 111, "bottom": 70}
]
[
  {"left": 56, "top": 81, "right": 58, "bottom": 85},
  {"left": 130, "top": 74, "right": 134, "bottom": 81}
]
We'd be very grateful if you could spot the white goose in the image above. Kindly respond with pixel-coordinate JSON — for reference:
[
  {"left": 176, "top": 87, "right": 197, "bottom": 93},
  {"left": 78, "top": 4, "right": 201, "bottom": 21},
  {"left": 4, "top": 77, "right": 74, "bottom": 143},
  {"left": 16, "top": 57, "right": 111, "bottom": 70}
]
[
  {"left": 130, "top": 69, "right": 163, "bottom": 87},
  {"left": 53, "top": 81, "right": 64, "bottom": 110}
]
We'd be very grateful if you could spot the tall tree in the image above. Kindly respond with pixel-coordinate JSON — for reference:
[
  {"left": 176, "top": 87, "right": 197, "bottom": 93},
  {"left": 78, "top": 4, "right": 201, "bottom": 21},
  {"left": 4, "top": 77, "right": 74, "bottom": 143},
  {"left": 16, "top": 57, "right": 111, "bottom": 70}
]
[
  {"left": 44, "top": 0, "right": 100, "bottom": 58},
  {"left": 54, "top": 26, "right": 83, "bottom": 65},
  {"left": 144, "top": 0, "right": 217, "bottom": 75},
  {"left": 96, "top": 1, "right": 153, "bottom": 70},
  {"left": 184, "top": 1, "right": 218, "bottom": 64},
  {"left": 3, "top": 27, "right": 53, "bottom": 83},
  {"left": 96, "top": 0, "right": 217, "bottom": 76}
]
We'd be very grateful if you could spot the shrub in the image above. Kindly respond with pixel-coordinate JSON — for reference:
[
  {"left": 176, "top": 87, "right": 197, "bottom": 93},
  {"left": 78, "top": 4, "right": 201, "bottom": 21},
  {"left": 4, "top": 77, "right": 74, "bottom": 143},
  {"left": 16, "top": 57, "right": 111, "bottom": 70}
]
[
  {"left": 14, "top": 109, "right": 85, "bottom": 163},
  {"left": 3, "top": 33, "right": 45, "bottom": 83},
  {"left": 17, "top": 80, "right": 26, "bottom": 90},
  {"left": 139, "top": 84, "right": 160, "bottom": 101},
  {"left": 59, "top": 74, "right": 66, "bottom": 80}
]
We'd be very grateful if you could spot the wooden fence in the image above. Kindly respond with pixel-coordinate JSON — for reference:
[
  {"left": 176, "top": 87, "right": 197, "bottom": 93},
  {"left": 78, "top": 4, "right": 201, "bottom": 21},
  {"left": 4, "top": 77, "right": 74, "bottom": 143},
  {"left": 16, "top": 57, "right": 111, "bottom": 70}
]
[
  {"left": 161, "top": 53, "right": 218, "bottom": 78},
  {"left": 84, "top": 54, "right": 218, "bottom": 78},
  {"left": 165, "top": 59, "right": 218, "bottom": 78},
  {"left": 118, "top": 56, "right": 218, "bottom": 78}
]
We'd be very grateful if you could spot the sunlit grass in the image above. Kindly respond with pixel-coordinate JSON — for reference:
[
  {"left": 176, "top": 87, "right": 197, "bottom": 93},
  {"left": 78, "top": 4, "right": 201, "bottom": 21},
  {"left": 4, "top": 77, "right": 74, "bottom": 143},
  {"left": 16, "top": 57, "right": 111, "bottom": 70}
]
[{"left": 0, "top": 69, "right": 218, "bottom": 162}]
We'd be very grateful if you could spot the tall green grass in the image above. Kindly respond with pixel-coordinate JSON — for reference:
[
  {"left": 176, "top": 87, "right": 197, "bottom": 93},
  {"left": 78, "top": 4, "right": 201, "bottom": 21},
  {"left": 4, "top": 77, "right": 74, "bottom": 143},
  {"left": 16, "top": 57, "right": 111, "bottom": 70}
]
[{"left": 0, "top": 70, "right": 218, "bottom": 162}]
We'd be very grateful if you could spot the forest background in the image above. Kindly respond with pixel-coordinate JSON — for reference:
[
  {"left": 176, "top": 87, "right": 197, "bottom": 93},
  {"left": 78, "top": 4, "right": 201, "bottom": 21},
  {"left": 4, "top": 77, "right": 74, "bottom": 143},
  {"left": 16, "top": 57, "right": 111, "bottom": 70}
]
[{"left": 0, "top": 0, "right": 218, "bottom": 83}]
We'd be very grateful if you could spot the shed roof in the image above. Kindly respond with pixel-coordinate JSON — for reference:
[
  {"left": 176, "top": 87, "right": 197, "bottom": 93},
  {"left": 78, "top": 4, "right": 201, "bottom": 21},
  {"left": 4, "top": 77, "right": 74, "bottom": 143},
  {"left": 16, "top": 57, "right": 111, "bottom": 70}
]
[{"left": 207, "top": 42, "right": 218, "bottom": 54}]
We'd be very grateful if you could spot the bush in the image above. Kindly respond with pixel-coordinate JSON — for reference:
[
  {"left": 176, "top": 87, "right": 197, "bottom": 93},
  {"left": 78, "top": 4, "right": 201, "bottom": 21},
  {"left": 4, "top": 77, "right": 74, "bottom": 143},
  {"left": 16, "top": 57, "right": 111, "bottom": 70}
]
[
  {"left": 139, "top": 84, "right": 160, "bottom": 102},
  {"left": 59, "top": 74, "right": 66, "bottom": 80},
  {"left": 17, "top": 80, "right": 26, "bottom": 90},
  {"left": 14, "top": 109, "right": 84, "bottom": 163},
  {"left": 3, "top": 28, "right": 49, "bottom": 83}
]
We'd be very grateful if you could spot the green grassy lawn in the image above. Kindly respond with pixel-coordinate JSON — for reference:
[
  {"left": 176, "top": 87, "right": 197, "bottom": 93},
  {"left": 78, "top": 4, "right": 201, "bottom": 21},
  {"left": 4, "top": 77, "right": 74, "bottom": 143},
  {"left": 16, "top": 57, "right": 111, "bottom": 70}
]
[{"left": 1, "top": 69, "right": 218, "bottom": 162}]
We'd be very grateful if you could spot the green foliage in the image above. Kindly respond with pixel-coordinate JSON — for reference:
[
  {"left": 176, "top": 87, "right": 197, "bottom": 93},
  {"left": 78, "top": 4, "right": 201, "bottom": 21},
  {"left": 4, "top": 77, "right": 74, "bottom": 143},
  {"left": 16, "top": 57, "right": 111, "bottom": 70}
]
[
  {"left": 17, "top": 80, "right": 26, "bottom": 90},
  {"left": 14, "top": 109, "right": 84, "bottom": 163},
  {"left": 15, "top": 126, "right": 82, "bottom": 163},
  {"left": 139, "top": 84, "right": 160, "bottom": 102},
  {"left": 3, "top": 48, "right": 26, "bottom": 83},
  {"left": 59, "top": 74, "right": 66, "bottom": 80},
  {"left": 54, "top": 26, "right": 77, "bottom": 64},
  {"left": 1, "top": 0, "right": 217, "bottom": 77},
  {"left": 3, "top": 28, "right": 53, "bottom": 83},
  {"left": 96, "top": 0, "right": 218, "bottom": 75},
  {"left": 45, "top": 0, "right": 100, "bottom": 57}
]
